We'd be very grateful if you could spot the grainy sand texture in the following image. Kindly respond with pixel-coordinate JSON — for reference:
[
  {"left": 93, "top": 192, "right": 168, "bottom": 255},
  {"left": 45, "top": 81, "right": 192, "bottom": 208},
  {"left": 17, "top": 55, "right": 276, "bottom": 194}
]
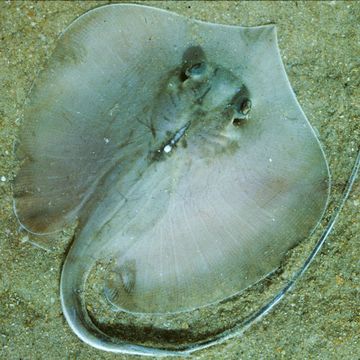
[{"left": 0, "top": 1, "right": 359, "bottom": 359}]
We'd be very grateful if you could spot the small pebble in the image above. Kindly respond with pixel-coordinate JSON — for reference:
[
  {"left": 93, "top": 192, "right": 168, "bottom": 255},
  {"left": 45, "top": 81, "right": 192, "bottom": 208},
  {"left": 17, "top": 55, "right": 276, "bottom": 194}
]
[{"left": 21, "top": 235, "right": 29, "bottom": 243}]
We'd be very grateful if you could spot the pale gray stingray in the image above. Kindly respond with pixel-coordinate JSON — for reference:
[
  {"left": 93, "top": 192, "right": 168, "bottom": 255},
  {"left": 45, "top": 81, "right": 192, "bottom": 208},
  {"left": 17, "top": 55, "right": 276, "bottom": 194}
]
[{"left": 13, "top": 4, "right": 330, "bottom": 356}]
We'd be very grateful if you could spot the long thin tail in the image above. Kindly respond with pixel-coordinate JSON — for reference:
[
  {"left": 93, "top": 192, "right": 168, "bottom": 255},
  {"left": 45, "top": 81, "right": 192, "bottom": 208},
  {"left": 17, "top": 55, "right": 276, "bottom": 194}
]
[
  {"left": 60, "top": 251, "right": 189, "bottom": 357},
  {"left": 60, "top": 151, "right": 360, "bottom": 356}
]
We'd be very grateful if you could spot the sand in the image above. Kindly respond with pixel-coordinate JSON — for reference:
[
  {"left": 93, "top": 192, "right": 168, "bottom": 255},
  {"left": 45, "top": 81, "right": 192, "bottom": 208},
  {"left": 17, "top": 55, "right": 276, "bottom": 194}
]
[{"left": 0, "top": 1, "right": 359, "bottom": 359}]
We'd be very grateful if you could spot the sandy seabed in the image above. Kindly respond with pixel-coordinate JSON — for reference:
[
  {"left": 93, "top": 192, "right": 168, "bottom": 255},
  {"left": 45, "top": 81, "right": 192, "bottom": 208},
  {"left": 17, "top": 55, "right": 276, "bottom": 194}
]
[{"left": 0, "top": 1, "right": 359, "bottom": 359}]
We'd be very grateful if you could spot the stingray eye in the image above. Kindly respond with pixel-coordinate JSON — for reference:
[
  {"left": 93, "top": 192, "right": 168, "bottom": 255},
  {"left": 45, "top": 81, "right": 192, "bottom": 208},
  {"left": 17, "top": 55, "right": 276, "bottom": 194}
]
[
  {"left": 185, "top": 62, "right": 207, "bottom": 79},
  {"left": 230, "top": 86, "right": 251, "bottom": 113},
  {"left": 180, "top": 45, "right": 207, "bottom": 82},
  {"left": 232, "top": 99, "right": 252, "bottom": 126},
  {"left": 229, "top": 87, "right": 251, "bottom": 126},
  {"left": 240, "top": 98, "right": 252, "bottom": 115}
]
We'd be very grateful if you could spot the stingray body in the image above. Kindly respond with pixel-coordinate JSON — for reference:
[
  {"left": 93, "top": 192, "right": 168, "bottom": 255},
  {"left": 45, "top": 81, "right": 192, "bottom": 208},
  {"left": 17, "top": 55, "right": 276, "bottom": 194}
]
[{"left": 13, "top": 4, "right": 329, "bottom": 356}]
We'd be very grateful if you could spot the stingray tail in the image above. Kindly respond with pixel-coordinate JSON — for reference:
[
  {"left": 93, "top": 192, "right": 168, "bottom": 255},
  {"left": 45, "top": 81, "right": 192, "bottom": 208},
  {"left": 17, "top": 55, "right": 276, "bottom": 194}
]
[{"left": 60, "top": 252, "right": 188, "bottom": 357}]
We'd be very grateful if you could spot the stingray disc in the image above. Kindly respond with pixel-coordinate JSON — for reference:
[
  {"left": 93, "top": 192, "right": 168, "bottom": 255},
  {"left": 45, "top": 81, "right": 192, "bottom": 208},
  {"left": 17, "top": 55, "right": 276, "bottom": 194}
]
[{"left": 14, "top": 2, "right": 330, "bottom": 353}]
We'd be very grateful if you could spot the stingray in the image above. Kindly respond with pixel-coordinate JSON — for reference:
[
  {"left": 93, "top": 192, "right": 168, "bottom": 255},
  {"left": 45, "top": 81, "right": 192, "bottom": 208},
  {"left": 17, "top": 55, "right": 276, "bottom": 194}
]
[{"left": 13, "top": 4, "right": 330, "bottom": 357}]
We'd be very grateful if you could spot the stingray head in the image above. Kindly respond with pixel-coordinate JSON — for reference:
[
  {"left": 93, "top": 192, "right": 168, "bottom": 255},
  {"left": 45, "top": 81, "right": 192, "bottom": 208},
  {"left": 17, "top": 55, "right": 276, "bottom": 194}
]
[{"left": 150, "top": 44, "right": 253, "bottom": 164}]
